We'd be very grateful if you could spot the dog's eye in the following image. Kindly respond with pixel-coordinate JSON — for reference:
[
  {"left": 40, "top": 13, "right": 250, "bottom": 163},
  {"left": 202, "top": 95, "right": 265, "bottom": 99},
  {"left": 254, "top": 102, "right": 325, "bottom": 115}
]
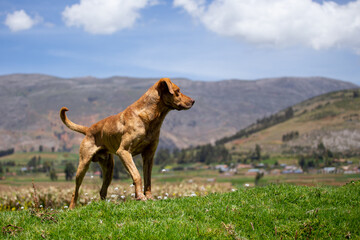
[{"left": 175, "top": 90, "right": 180, "bottom": 96}]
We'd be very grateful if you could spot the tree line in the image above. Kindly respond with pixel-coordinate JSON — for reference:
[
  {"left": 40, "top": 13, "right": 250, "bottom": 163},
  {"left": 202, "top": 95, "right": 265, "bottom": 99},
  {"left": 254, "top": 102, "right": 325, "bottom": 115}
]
[
  {"left": 155, "top": 144, "right": 231, "bottom": 168},
  {"left": 282, "top": 131, "right": 299, "bottom": 142},
  {"left": 0, "top": 148, "right": 14, "bottom": 157},
  {"left": 297, "top": 142, "right": 345, "bottom": 171}
]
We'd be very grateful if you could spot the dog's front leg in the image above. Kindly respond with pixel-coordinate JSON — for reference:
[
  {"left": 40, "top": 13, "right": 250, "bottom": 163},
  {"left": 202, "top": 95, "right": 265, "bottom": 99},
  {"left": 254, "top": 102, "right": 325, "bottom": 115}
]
[
  {"left": 142, "top": 143, "right": 157, "bottom": 200},
  {"left": 116, "top": 148, "right": 146, "bottom": 201}
]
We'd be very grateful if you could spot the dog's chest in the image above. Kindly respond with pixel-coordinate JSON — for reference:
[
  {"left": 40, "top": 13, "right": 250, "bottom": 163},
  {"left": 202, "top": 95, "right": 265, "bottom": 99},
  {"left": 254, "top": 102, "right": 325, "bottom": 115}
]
[{"left": 129, "top": 127, "right": 160, "bottom": 155}]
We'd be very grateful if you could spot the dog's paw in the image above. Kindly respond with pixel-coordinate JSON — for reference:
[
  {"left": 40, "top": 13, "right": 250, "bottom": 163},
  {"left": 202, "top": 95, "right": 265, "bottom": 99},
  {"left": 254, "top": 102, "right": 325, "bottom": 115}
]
[
  {"left": 145, "top": 194, "right": 154, "bottom": 200},
  {"left": 135, "top": 194, "right": 147, "bottom": 201}
]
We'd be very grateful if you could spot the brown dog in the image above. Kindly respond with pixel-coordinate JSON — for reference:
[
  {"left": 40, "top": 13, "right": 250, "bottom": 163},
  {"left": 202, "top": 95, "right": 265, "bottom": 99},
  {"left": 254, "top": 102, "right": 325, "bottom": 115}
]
[{"left": 60, "top": 78, "right": 194, "bottom": 208}]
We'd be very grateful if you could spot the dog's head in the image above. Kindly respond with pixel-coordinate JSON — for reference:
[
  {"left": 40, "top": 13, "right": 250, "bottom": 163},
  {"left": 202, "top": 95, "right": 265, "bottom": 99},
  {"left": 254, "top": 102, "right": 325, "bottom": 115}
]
[{"left": 157, "top": 78, "right": 195, "bottom": 111}]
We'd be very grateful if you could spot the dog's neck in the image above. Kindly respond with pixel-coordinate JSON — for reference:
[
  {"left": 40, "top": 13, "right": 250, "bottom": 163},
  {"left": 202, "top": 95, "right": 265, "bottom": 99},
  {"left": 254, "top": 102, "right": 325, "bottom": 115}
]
[{"left": 131, "top": 86, "right": 171, "bottom": 125}]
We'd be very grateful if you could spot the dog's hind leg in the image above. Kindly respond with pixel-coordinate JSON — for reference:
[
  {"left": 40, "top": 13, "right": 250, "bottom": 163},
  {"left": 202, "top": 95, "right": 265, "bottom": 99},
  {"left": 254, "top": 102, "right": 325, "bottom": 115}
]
[
  {"left": 99, "top": 154, "right": 114, "bottom": 200},
  {"left": 69, "top": 137, "right": 99, "bottom": 209}
]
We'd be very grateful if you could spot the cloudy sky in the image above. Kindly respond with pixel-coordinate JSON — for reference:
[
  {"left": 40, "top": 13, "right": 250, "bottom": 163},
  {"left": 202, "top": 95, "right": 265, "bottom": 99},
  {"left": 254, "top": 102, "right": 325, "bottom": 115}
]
[{"left": 1, "top": 0, "right": 360, "bottom": 83}]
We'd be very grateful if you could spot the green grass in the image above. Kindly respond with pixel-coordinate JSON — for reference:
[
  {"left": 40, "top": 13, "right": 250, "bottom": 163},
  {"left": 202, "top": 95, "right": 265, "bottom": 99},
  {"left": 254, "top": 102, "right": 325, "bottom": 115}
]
[
  {"left": 216, "top": 176, "right": 255, "bottom": 186},
  {"left": 1, "top": 183, "right": 359, "bottom": 239},
  {"left": 0, "top": 152, "right": 79, "bottom": 174}
]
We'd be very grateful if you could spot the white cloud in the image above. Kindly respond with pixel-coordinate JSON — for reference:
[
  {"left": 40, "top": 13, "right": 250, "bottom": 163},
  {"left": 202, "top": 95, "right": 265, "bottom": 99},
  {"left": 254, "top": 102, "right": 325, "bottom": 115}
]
[
  {"left": 4, "top": 10, "right": 41, "bottom": 32},
  {"left": 62, "top": 0, "right": 157, "bottom": 34},
  {"left": 174, "top": 0, "right": 360, "bottom": 52}
]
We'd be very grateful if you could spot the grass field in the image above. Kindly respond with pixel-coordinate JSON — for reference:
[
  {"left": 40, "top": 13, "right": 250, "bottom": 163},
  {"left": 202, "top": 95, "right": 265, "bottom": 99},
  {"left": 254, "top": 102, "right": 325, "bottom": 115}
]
[
  {"left": 1, "top": 182, "right": 359, "bottom": 239},
  {"left": 1, "top": 151, "right": 359, "bottom": 238},
  {"left": 1, "top": 151, "right": 359, "bottom": 211},
  {"left": 1, "top": 157, "right": 359, "bottom": 211},
  {"left": 0, "top": 152, "right": 78, "bottom": 174}
]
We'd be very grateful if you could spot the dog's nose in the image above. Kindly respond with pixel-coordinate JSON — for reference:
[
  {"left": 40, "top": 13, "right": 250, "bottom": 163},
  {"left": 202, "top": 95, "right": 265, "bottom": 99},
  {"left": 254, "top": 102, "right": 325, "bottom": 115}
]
[{"left": 191, "top": 99, "right": 195, "bottom": 105}]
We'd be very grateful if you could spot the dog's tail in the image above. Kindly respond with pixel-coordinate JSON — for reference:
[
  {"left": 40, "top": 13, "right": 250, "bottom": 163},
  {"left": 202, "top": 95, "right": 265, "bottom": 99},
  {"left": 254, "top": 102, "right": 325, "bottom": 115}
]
[{"left": 60, "top": 107, "right": 88, "bottom": 135}]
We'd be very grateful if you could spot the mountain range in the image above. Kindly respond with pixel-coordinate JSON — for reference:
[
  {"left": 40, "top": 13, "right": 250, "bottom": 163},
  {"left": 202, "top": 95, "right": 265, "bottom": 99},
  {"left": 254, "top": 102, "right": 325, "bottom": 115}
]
[{"left": 0, "top": 74, "right": 357, "bottom": 152}]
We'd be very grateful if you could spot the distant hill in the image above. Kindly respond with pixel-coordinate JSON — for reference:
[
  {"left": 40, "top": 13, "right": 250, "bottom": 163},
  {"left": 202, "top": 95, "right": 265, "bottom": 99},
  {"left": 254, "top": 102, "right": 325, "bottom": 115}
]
[
  {"left": 222, "top": 88, "right": 360, "bottom": 155},
  {"left": 0, "top": 74, "right": 357, "bottom": 152}
]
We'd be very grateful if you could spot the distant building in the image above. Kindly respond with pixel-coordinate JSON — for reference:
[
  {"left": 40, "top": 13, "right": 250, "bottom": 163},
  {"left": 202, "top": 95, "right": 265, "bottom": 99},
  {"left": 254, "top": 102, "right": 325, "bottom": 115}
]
[
  {"left": 246, "top": 168, "right": 261, "bottom": 176},
  {"left": 255, "top": 163, "right": 265, "bottom": 168},
  {"left": 215, "top": 164, "right": 229, "bottom": 172},
  {"left": 342, "top": 165, "right": 359, "bottom": 174},
  {"left": 236, "top": 164, "right": 252, "bottom": 169},
  {"left": 282, "top": 165, "right": 303, "bottom": 174},
  {"left": 322, "top": 167, "right": 336, "bottom": 174},
  {"left": 270, "top": 169, "right": 281, "bottom": 175}
]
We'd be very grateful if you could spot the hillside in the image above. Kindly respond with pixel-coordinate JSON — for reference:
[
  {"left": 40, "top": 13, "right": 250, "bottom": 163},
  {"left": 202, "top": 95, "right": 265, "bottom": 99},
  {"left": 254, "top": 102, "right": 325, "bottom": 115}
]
[
  {"left": 223, "top": 88, "right": 360, "bottom": 155},
  {"left": 1, "top": 183, "right": 359, "bottom": 239},
  {"left": 0, "top": 74, "right": 356, "bottom": 152}
]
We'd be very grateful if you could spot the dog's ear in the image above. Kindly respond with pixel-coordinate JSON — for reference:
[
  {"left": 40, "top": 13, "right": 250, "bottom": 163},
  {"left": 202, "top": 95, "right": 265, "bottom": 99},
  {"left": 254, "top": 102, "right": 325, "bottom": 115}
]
[{"left": 158, "top": 78, "right": 174, "bottom": 95}]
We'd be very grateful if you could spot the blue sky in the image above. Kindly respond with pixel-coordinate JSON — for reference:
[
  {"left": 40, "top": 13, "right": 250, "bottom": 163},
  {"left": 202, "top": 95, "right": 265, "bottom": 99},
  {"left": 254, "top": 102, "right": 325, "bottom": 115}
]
[{"left": 0, "top": 0, "right": 360, "bottom": 83}]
